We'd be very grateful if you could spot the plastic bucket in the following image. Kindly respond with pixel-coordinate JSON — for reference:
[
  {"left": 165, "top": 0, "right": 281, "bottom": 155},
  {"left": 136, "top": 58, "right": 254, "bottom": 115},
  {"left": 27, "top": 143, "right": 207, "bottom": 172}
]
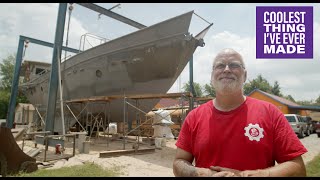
[
  {"left": 83, "top": 141, "right": 90, "bottom": 154},
  {"left": 55, "top": 144, "right": 62, "bottom": 154}
]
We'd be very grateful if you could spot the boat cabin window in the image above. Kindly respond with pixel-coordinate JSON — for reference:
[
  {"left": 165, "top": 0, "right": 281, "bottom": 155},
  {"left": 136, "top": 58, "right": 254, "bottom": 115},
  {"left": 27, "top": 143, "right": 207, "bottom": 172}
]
[{"left": 35, "top": 68, "right": 46, "bottom": 75}]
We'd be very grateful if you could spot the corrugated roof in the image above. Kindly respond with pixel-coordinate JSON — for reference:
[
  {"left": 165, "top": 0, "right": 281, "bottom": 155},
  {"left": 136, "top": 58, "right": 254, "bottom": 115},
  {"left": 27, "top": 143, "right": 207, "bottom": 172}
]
[
  {"left": 156, "top": 98, "right": 189, "bottom": 108},
  {"left": 288, "top": 105, "right": 320, "bottom": 111},
  {"left": 247, "top": 89, "right": 320, "bottom": 112},
  {"left": 248, "top": 89, "right": 300, "bottom": 107}
]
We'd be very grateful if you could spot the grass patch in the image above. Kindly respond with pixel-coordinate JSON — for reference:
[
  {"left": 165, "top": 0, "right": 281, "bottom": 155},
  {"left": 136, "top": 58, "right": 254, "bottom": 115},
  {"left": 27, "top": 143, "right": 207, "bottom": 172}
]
[
  {"left": 306, "top": 153, "right": 320, "bottom": 177},
  {"left": 11, "top": 162, "right": 123, "bottom": 177},
  {"left": 6, "top": 154, "right": 320, "bottom": 177}
]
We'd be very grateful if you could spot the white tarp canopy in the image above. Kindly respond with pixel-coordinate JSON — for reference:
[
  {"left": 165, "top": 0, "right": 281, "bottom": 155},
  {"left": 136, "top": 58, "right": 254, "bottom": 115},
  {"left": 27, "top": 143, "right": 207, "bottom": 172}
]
[
  {"left": 152, "top": 109, "right": 174, "bottom": 125},
  {"left": 151, "top": 109, "right": 174, "bottom": 138}
]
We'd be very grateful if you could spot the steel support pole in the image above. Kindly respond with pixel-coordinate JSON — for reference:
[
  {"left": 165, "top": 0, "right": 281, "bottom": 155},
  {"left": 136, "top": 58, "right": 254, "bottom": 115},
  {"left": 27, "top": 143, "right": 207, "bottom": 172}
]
[
  {"left": 45, "top": 3, "right": 67, "bottom": 134},
  {"left": 77, "top": 3, "right": 146, "bottom": 29},
  {"left": 189, "top": 56, "right": 195, "bottom": 110},
  {"left": 6, "top": 37, "right": 24, "bottom": 128},
  {"left": 19, "top": 35, "right": 79, "bottom": 54},
  {"left": 123, "top": 97, "right": 127, "bottom": 150}
]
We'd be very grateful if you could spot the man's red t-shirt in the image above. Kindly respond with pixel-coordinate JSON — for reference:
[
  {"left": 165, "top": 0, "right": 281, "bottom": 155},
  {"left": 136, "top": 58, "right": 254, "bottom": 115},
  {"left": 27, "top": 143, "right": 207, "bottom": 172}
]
[{"left": 176, "top": 97, "right": 307, "bottom": 170}]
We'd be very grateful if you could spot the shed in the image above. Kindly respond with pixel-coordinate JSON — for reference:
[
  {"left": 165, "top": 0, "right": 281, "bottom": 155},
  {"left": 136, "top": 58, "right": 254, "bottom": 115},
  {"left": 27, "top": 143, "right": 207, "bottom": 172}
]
[
  {"left": 309, "top": 111, "right": 320, "bottom": 121},
  {"left": 14, "top": 103, "right": 35, "bottom": 125},
  {"left": 247, "top": 89, "right": 308, "bottom": 115}
]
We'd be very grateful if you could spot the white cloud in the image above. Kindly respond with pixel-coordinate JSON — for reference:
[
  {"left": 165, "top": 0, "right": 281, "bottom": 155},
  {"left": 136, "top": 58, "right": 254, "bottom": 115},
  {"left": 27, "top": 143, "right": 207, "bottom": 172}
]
[
  {"left": 170, "top": 20, "right": 320, "bottom": 101},
  {"left": 0, "top": 3, "right": 90, "bottom": 63},
  {"left": 0, "top": 3, "right": 319, "bottom": 102}
]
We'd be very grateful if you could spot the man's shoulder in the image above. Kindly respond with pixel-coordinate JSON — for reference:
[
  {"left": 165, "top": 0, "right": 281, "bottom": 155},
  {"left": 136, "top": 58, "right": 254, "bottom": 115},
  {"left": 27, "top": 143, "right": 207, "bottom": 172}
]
[
  {"left": 186, "top": 100, "right": 213, "bottom": 117},
  {"left": 246, "top": 96, "right": 280, "bottom": 110},
  {"left": 247, "top": 96, "right": 274, "bottom": 106},
  {"left": 193, "top": 100, "right": 213, "bottom": 111}
]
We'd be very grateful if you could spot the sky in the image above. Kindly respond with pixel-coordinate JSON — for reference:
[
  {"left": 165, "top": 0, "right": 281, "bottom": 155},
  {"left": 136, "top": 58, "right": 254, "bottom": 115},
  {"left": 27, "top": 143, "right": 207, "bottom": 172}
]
[{"left": 0, "top": 3, "right": 319, "bottom": 102}]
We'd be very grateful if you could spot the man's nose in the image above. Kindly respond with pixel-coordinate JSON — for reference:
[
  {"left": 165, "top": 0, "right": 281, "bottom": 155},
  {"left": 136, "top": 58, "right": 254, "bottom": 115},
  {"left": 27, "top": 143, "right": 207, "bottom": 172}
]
[{"left": 223, "top": 64, "right": 231, "bottom": 71}]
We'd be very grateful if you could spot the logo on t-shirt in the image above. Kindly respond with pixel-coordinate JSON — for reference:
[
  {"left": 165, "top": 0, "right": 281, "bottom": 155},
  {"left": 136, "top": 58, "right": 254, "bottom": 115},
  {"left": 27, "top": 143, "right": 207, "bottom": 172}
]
[{"left": 244, "top": 123, "right": 264, "bottom": 142}]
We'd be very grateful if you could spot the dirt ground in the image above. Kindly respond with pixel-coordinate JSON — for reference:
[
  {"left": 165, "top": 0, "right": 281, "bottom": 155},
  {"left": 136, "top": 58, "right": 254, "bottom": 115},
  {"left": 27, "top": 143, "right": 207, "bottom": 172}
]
[
  {"left": 19, "top": 133, "right": 320, "bottom": 177},
  {"left": 20, "top": 135, "right": 178, "bottom": 177}
]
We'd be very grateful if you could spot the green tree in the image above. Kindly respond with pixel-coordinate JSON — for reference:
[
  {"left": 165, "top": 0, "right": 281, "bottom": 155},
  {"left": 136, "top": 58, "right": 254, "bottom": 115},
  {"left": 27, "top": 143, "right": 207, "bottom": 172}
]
[
  {"left": 271, "top": 81, "right": 282, "bottom": 97},
  {"left": 315, "top": 95, "right": 320, "bottom": 105},
  {"left": 182, "top": 81, "right": 203, "bottom": 97},
  {"left": 284, "top": 95, "right": 296, "bottom": 103},
  {"left": 203, "top": 83, "right": 215, "bottom": 97},
  {"left": 0, "top": 54, "right": 15, "bottom": 91},
  {"left": 0, "top": 90, "right": 10, "bottom": 119},
  {"left": 0, "top": 54, "right": 29, "bottom": 118},
  {"left": 244, "top": 74, "right": 272, "bottom": 95}
]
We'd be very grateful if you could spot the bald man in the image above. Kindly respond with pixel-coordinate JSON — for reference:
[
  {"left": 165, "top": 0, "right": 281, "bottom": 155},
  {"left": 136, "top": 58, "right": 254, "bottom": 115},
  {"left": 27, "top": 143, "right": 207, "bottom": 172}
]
[{"left": 172, "top": 48, "right": 307, "bottom": 177}]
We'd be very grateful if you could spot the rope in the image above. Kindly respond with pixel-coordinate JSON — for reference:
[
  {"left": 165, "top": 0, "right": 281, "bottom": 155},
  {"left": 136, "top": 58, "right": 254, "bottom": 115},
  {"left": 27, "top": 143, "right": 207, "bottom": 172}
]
[
  {"left": 22, "top": 39, "right": 29, "bottom": 60},
  {"left": 64, "top": 3, "right": 73, "bottom": 62},
  {"left": 22, "top": 39, "right": 30, "bottom": 82},
  {"left": 193, "top": 12, "right": 212, "bottom": 25}
]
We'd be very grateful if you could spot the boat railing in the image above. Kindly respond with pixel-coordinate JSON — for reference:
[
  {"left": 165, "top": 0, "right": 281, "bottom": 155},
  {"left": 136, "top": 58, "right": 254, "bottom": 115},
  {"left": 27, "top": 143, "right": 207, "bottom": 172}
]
[
  {"left": 61, "top": 54, "right": 73, "bottom": 63},
  {"left": 192, "top": 12, "right": 213, "bottom": 41},
  {"left": 78, "top": 33, "right": 110, "bottom": 52}
]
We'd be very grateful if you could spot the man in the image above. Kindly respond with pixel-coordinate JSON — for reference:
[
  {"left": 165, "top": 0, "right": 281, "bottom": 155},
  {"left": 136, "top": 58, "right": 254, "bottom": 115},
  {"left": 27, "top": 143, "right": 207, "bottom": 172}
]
[{"left": 173, "top": 48, "right": 307, "bottom": 177}]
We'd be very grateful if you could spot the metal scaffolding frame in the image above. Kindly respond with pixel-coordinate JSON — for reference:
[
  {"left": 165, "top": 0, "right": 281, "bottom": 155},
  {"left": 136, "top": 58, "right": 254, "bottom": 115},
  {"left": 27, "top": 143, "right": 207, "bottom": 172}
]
[
  {"left": 63, "top": 92, "right": 193, "bottom": 151},
  {"left": 121, "top": 92, "right": 193, "bottom": 150},
  {"left": 65, "top": 97, "right": 111, "bottom": 143}
]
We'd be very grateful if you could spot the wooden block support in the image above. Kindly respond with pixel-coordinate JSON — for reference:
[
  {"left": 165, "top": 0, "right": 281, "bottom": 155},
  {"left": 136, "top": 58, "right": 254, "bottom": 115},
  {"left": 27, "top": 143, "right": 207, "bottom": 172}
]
[
  {"left": 99, "top": 148, "right": 155, "bottom": 158},
  {"left": 142, "top": 137, "right": 155, "bottom": 145},
  {"left": 111, "top": 133, "right": 120, "bottom": 140}
]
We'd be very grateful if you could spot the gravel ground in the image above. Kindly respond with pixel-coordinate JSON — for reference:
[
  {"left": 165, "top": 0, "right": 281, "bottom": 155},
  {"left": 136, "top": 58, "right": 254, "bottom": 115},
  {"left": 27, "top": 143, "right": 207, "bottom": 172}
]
[
  {"left": 19, "top": 133, "right": 320, "bottom": 177},
  {"left": 299, "top": 133, "right": 320, "bottom": 164}
]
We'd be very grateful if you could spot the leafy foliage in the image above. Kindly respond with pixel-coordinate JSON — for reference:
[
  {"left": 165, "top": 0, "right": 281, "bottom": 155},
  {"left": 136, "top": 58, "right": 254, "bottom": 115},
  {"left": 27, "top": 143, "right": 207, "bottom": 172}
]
[
  {"left": 0, "top": 54, "right": 15, "bottom": 91},
  {"left": 315, "top": 95, "right": 320, "bottom": 105},
  {"left": 182, "top": 74, "right": 302, "bottom": 104},
  {"left": 0, "top": 54, "right": 29, "bottom": 118},
  {"left": 182, "top": 81, "right": 203, "bottom": 97},
  {"left": 244, "top": 74, "right": 273, "bottom": 95},
  {"left": 284, "top": 95, "right": 296, "bottom": 103},
  {"left": 203, "top": 83, "right": 215, "bottom": 97},
  {"left": 0, "top": 91, "right": 10, "bottom": 118},
  {"left": 271, "top": 81, "right": 282, "bottom": 97}
]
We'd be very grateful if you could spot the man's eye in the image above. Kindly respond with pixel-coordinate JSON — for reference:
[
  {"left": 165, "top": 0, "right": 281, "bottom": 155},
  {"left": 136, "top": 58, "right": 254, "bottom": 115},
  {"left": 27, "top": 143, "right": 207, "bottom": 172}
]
[
  {"left": 229, "top": 63, "right": 240, "bottom": 68},
  {"left": 216, "top": 64, "right": 225, "bottom": 69}
]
